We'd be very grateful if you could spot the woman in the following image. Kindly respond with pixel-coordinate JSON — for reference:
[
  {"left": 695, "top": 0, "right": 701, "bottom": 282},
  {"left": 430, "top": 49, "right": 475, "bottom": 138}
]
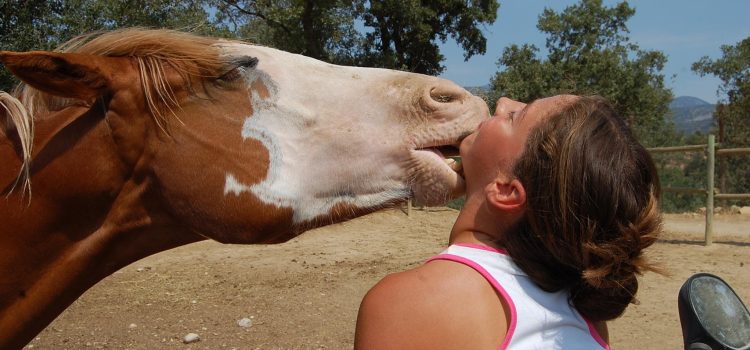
[{"left": 354, "top": 95, "right": 662, "bottom": 349}]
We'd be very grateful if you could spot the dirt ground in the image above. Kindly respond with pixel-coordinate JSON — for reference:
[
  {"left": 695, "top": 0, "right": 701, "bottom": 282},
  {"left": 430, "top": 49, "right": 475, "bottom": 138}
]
[{"left": 27, "top": 208, "right": 750, "bottom": 350}]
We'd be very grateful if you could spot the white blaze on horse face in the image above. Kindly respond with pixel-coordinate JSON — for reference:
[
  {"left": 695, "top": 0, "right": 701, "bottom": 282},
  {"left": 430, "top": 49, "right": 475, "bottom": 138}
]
[
  {"left": 219, "top": 43, "right": 488, "bottom": 224},
  {"left": 221, "top": 44, "right": 411, "bottom": 224}
]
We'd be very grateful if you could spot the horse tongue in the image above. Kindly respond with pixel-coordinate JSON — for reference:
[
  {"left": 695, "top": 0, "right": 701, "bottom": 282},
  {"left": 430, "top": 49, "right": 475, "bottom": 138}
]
[{"left": 444, "top": 158, "right": 463, "bottom": 173}]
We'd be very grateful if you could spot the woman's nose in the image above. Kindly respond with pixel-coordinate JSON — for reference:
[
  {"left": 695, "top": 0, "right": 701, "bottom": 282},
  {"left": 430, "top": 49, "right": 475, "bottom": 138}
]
[{"left": 494, "top": 97, "right": 525, "bottom": 116}]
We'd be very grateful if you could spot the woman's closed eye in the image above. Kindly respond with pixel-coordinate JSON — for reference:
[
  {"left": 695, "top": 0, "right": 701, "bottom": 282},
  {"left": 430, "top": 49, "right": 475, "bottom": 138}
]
[{"left": 510, "top": 104, "right": 531, "bottom": 124}]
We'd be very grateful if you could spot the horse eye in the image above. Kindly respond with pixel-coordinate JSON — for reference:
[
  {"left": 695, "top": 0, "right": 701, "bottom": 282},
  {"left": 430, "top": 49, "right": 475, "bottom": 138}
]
[{"left": 219, "top": 67, "right": 243, "bottom": 82}]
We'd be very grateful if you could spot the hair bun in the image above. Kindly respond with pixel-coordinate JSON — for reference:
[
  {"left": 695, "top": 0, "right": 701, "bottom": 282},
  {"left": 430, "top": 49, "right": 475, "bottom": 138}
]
[
  {"left": 572, "top": 194, "right": 663, "bottom": 321},
  {"left": 571, "top": 272, "right": 638, "bottom": 321}
]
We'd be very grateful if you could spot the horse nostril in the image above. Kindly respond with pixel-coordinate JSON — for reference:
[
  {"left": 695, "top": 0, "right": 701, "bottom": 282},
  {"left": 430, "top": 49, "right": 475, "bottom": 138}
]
[
  {"left": 430, "top": 90, "right": 459, "bottom": 104},
  {"left": 426, "top": 81, "right": 469, "bottom": 107},
  {"left": 433, "top": 94, "right": 453, "bottom": 103}
]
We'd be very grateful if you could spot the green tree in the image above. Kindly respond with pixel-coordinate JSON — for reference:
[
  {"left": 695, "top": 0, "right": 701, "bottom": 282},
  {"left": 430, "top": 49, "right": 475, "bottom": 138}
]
[
  {"left": 217, "top": 0, "right": 499, "bottom": 74},
  {"left": 693, "top": 37, "right": 750, "bottom": 205},
  {"left": 359, "top": 0, "right": 499, "bottom": 75},
  {"left": 215, "top": 0, "right": 364, "bottom": 64},
  {"left": 693, "top": 37, "right": 750, "bottom": 147},
  {"left": 0, "top": 0, "right": 220, "bottom": 91},
  {"left": 55, "top": 0, "right": 219, "bottom": 38},
  {"left": 0, "top": 1, "right": 63, "bottom": 90},
  {"left": 490, "top": 0, "right": 674, "bottom": 146},
  {"left": 654, "top": 152, "right": 706, "bottom": 213}
]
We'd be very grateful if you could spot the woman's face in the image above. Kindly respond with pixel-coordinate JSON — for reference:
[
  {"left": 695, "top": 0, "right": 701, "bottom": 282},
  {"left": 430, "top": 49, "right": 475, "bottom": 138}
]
[{"left": 459, "top": 95, "right": 578, "bottom": 191}]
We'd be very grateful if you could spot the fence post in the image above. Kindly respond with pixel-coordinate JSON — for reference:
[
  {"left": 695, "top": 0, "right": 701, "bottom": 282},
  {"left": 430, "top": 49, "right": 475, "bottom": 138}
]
[
  {"left": 407, "top": 198, "right": 412, "bottom": 217},
  {"left": 705, "top": 134, "right": 715, "bottom": 246}
]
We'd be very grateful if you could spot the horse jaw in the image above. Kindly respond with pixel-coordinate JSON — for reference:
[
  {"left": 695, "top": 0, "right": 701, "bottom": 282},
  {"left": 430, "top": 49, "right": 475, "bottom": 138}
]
[{"left": 220, "top": 44, "right": 488, "bottom": 226}]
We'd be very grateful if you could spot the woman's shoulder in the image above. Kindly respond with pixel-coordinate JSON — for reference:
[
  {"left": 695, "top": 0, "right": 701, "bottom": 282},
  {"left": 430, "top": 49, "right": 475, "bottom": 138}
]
[
  {"left": 360, "top": 260, "right": 484, "bottom": 314},
  {"left": 354, "top": 259, "right": 509, "bottom": 349}
]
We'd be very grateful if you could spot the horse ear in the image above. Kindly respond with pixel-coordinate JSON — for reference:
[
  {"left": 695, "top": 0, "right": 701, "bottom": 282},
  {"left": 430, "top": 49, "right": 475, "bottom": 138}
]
[{"left": 0, "top": 51, "right": 122, "bottom": 101}]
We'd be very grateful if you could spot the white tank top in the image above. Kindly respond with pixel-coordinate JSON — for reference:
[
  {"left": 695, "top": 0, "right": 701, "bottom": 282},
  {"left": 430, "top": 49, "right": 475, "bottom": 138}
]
[{"left": 428, "top": 244, "right": 611, "bottom": 350}]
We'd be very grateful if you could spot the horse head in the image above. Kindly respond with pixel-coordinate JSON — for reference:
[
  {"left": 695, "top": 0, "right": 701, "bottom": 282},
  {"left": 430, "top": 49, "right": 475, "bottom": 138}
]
[{"left": 2, "top": 29, "right": 488, "bottom": 243}]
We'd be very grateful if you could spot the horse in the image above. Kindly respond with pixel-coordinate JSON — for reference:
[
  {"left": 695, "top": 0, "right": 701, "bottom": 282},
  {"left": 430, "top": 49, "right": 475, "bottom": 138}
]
[{"left": 0, "top": 28, "right": 489, "bottom": 348}]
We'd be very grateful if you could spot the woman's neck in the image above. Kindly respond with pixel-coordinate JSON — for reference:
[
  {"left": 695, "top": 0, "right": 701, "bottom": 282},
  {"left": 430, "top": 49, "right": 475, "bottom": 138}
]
[{"left": 449, "top": 194, "right": 517, "bottom": 250}]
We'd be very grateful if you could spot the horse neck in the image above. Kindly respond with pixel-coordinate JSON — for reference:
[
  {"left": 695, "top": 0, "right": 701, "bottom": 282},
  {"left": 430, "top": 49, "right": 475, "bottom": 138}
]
[{"left": 0, "top": 105, "right": 203, "bottom": 349}]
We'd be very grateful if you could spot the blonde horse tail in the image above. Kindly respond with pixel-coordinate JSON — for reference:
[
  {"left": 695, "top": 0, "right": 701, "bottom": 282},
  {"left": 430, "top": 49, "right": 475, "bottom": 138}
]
[{"left": 0, "top": 91, "right": 33, "bottom": 197}]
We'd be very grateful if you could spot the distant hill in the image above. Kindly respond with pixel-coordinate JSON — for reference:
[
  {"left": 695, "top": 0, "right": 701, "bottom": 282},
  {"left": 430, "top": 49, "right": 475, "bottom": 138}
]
[
  {"left": 670, "top": 96, "right": 712, "bottom": 109},
  {"left": 669, "top": 96, "right": 715, "bottom": 135},
  {"left": 465, "top": 84, "right": 492, "bottom": 98}
]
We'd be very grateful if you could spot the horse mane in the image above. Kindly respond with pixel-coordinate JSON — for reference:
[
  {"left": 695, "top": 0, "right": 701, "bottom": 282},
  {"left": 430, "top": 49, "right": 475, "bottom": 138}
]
[
  {"left": 21, "top": 28, "right": 233, "bottom": 125},
  {"left": 0, "top": 91, "right": 32, "bottom": 196},
  {"left": 2, "top": 28, "right": 238, "bottom": 197}
]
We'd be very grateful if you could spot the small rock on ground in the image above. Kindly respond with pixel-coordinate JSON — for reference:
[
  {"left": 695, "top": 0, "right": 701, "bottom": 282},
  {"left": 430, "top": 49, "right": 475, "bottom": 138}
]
[
  {"left": 238, "top": 318, "right": 253, "bottom": 328},
  {"left": 183, "top": 333, "right": 200, "bottom": 344}
]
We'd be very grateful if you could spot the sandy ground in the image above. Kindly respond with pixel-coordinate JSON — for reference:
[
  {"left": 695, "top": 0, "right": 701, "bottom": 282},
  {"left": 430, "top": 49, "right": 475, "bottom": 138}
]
[{"left": 26, "top": 208, "right": 750, "bottom": 350}]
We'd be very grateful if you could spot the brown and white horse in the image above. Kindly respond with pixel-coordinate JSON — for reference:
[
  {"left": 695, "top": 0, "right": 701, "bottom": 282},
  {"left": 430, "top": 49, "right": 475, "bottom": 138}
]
[{"left": 0, "top": 28, "right": 488, "bottom": 348}]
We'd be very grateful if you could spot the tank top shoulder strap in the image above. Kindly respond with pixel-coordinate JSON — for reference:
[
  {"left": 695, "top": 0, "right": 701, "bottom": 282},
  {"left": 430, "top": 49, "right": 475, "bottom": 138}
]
[{"left": 427, "top": 244, "right": 610, "bottom": 350}]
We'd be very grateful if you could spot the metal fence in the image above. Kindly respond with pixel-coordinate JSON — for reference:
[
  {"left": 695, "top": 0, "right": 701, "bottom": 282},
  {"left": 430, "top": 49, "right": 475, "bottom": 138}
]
[{"left": 648, "top": 134, "right": 750, "bottom": 245}]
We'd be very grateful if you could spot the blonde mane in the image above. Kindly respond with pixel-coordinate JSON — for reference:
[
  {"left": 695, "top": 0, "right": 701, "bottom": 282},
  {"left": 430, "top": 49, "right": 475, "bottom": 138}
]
[
  {"left": 2, "top": 28, "right": 238, "bottom": 197},
  {"left": 0, "top": 92, "right": 32, "bottom": 196}
]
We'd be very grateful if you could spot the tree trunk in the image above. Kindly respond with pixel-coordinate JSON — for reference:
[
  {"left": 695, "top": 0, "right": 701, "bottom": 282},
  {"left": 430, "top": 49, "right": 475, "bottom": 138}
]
[{"left": 302, "top": 0, "right": 325, "bottom": 60}]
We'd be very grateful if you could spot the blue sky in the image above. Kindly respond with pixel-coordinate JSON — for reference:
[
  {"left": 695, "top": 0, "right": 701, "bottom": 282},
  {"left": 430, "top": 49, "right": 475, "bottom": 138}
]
[{"left": 437, "top": 0, "right": 750, "bottom": 104}]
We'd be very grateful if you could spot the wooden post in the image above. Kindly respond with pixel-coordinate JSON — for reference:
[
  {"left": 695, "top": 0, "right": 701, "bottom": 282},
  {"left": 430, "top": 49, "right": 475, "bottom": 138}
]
[
  {"left": 646, "top": 139, "right": 750, "bottom": 245},
  {"left": 407, "top": 198, "right": 412, "bottom": 217},
  {"left": 705, "top": 134, "right": 715, "bottom": 246}
]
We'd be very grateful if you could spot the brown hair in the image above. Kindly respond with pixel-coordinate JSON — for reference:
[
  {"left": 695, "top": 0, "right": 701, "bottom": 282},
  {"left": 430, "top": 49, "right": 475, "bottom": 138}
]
[{"left": 503, "top": 96, "right": 662, "bottom": 322}]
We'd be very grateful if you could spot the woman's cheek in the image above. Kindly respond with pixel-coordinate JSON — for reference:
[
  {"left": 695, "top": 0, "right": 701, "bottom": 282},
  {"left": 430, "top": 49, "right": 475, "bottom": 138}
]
[{"left": 459, "top": 133, "right": 476, "bottom": 155}]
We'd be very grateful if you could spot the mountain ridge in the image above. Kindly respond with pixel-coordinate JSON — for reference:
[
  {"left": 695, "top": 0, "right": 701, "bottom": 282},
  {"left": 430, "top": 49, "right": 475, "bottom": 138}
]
[{"left": 669, "top": 96, "right": 715, "bottom": 134}]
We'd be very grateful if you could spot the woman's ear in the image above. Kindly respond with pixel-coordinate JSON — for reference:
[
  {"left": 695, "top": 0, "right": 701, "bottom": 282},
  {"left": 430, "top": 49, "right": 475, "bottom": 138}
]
[{"left": 485, "top": 177, "right": 527, "bottom": 212}]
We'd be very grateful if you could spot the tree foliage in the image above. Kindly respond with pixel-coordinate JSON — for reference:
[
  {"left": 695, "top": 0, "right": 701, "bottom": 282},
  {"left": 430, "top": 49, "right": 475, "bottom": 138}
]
[
  {"left": 693, "top": 37, "right": 750, "bottom": 204},
  {"left": 358, "top": 0, "right": 499, "bottom": 75},
  {"left": 693, "top": 37, "right": 750, "bottom": 147},
  {"left": 0, "top": 0, "right": 216, "bottom": 91},
  {"left": 489, "top": 0, "right": 674, "bottom": 146},
  {"left": 55, "top": 0, "right": 218, "bottom": 37},
  {"left": 0, "top": 1, "right": 62, "bottom": 89},
  {"left": 217, "top": 0, "right": 499, "bottom": 74},
  {"left": 1, "top": 0, "right": 499, "bottom": 86},
  {"left": 215, "top": 0, "right": 364, "bottom": 64}
]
